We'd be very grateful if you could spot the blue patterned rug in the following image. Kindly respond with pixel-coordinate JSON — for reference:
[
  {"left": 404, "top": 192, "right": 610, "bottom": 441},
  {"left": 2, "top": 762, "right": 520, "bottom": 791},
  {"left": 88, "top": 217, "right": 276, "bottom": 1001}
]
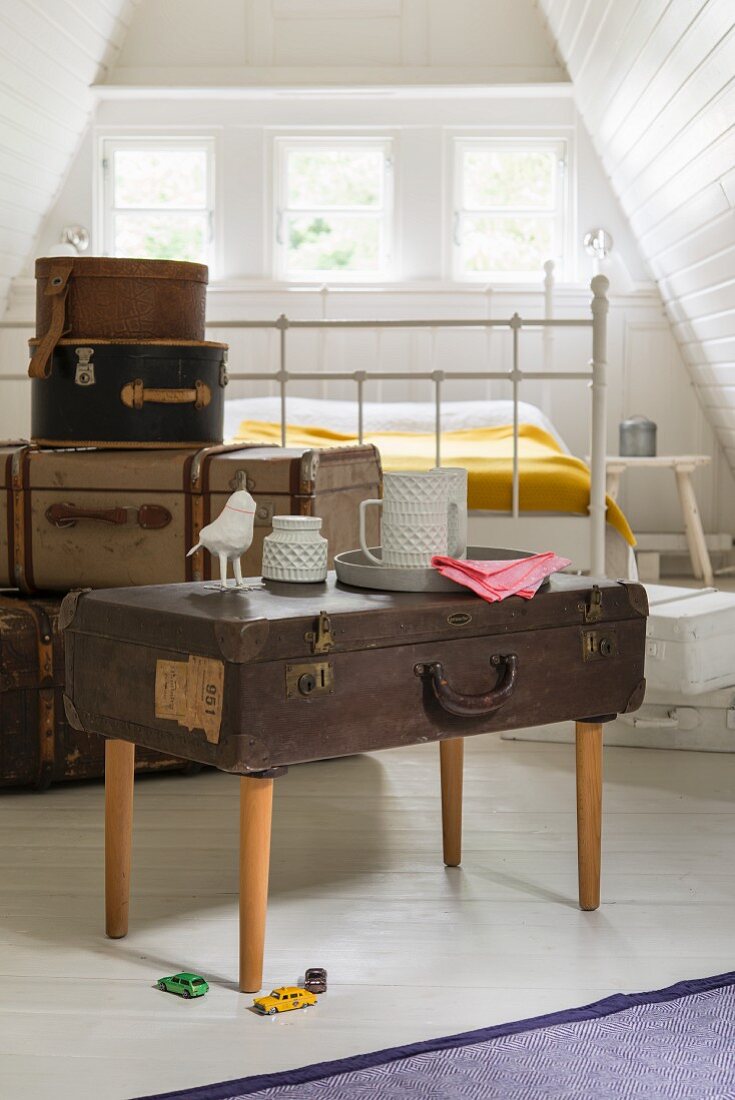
[{"left": 137, "top": 971, "right": 735, "bottom": 1099}]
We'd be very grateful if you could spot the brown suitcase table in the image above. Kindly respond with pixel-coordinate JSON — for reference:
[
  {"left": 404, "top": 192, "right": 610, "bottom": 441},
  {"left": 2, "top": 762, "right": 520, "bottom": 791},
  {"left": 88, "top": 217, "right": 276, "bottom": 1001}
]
[{"left": 61, "top": 574, "right": 647, "bottom": 992}]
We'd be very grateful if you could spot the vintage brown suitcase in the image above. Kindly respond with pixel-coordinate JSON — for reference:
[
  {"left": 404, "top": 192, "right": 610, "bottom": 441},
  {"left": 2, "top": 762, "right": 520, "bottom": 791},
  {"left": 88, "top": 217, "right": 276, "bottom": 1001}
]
[
  {"left": 0, "top": 593, "right": 192, "bottom": 788},
  {"left": 30, "top": 257, "right": 208, "bottom": 380},
  {"left": 29, "top": 339, "right": 228, "bottom": 448},
  {"left": 61, "top": 576, "right": 647, "bottom": 775},
  {"left": 0, "top": 443, "right": 381, "bottom": 593}
]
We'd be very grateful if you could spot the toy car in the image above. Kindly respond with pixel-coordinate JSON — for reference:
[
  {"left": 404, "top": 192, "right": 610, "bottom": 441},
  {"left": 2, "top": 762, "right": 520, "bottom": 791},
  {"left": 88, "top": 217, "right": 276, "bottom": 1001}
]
[
  {"left": 304, "top": 967, "right": 328, "bottom": 994},
  {"left": 157, "top": 973, "right": 209, "bottom": 998},
  {"left": 253, "top": 986, "right": 317, "bottom": 1015}
]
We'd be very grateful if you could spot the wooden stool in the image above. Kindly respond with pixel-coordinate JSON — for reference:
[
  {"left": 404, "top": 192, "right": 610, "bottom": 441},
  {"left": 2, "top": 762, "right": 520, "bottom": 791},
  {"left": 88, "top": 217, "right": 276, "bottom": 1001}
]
[
  {"left": 104, "top": 721, "right": 604, "bottom": 992},
  {"left": 602, "top": 455, "right": 713, "bottom": 586}
]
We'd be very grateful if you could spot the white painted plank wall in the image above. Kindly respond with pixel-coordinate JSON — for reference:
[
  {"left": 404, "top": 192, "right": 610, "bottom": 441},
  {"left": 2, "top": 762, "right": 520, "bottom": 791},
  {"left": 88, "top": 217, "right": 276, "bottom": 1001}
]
[
  {"left": 0, "top": 0, "right": 138, "bottom": 318},
  {"left": 537, "top": 0, "right": 735, "bottom": 478}
]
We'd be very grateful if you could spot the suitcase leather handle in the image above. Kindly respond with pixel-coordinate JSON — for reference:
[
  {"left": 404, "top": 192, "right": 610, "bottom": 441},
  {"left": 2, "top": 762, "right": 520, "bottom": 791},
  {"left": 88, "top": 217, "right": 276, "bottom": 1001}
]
[
  {"left": 45, "top": 502, "right": 172, "bottom": 530},
  {"left": 28, "top": 259, "right": 75, "bottom": 380},
  {"left": 121, "top": 379, "right": 211, "bottom": 410},
  {"left": 415, "top": 653, "right": 518, "bottom": 718}
]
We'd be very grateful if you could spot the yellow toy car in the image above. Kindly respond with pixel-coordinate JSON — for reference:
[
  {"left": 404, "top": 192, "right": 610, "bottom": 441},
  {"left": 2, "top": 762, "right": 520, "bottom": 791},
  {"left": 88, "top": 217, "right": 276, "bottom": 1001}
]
[{"left": 253, "top": 986, "right": 317, "bottom": 1015}]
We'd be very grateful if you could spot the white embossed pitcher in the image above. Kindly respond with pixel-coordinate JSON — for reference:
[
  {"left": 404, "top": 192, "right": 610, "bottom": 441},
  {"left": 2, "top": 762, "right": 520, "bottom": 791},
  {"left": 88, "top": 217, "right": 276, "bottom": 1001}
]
[
  {"left": 359, "top": 471, "right": 451, "bottom": 569},
  {"left": 431, "top": 467, "right": 468, "bottom": 559}
]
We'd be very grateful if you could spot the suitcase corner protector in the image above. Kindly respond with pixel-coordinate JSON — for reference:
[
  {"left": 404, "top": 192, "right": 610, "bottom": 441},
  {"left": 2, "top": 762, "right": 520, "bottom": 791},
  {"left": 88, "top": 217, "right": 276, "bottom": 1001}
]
[
  {"left": 214, "top": 616, "right": 270, "bottom": 663},
  {"left": 63, "top": 694, "right": 84, "bottom": 731},
  {"left": 59, "top": 587, "right": 91, "bottom": 632},
  {"left": 623, "top": 678, "right": 647, "bottom": 714},
  {"left": 618, "top": 580, "right": 649, "bottom": 618}
]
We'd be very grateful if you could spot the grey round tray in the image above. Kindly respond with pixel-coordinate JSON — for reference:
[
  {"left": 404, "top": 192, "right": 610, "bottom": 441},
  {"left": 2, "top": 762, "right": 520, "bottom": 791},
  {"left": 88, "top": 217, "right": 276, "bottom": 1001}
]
[{"left": 334, "top": 546, "right": 543, "bottom": 593}]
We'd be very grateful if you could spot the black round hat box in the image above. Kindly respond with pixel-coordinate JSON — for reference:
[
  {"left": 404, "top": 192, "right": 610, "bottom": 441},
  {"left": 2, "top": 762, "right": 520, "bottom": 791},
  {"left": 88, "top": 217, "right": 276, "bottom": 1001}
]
[{"left": 29, "top": 339, "right": 228, "bottom": 448}]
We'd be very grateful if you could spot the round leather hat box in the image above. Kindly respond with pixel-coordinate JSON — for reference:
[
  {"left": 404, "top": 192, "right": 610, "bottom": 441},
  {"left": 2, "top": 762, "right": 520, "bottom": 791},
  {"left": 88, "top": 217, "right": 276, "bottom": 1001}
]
[
  {"left": 31, "top": 257, "right": 208, "bottom": 381},
  {"left": 29, "top": 339, "right": 228, "bottom": 448}
]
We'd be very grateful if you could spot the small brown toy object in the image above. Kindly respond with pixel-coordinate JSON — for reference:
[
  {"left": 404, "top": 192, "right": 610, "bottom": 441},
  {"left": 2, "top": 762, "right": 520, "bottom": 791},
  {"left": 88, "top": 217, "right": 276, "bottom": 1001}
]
[{"left": 304, "top": 967, "right": 327, "bottom": 994}]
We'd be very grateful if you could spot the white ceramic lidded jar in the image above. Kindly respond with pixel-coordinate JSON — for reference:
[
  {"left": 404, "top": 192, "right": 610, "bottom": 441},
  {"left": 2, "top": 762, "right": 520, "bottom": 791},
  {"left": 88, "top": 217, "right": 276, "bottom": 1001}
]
[{"left": 262, "top": 516, "right": 328, "bottom": 583}]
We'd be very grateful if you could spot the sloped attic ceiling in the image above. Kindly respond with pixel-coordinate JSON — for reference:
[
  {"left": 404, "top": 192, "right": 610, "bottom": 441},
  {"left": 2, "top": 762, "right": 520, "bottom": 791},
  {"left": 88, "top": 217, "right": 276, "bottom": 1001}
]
[
  {"left": 537, "top": 0, "right": 735, "bottom": 465},
  {"left": 0, "top": 0, "right": 138, "bottom": 318}
]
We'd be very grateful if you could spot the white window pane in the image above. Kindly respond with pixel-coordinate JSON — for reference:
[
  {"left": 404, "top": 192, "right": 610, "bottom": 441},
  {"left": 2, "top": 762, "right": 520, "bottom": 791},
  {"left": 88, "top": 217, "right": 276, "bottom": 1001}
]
[
  {"left": 113, "top": 212, "right": 208, "bottom": 262},
  {"left": 114, "top": 150, "right": 208, "bottom": 209},
  {"left": 286, "top": 214, "right": 381, "bottom": 272},
  {"left": 286, "top": 149, "right": 383, "bottom": 209},
  {"left": 459, "top": 215, "right": 553, "bottom": 274},
  {"left": 462, "top": 150, "right": 556, "bottom": 210}
]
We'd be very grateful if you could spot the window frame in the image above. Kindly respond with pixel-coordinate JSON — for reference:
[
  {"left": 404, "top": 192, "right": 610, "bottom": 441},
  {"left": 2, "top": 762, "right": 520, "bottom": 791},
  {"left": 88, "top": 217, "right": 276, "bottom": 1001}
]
[
  {"left": 450, "top": 134, "right": 571, "bottom": 283},
  {"left": 272, "top": 135, "right": 395, "bottom": 283},
  {"left": 97, "top": 134, "right": 217, "bottom": 270}
]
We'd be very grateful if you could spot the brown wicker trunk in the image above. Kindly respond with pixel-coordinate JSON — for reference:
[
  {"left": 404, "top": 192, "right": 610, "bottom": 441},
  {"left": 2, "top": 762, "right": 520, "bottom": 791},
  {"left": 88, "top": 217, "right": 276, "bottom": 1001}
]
[
  {"left": 0, "top": 593, "right": 191, "bottom": 788},
  {"left": 62, "top": 576, "right": 648, "bottom": 775},
  {"left": 30, "top": 257, "right": 208, "bottom": 380},
  {"left": 0, "top": 442, "right": 381, "bottom": 593}
]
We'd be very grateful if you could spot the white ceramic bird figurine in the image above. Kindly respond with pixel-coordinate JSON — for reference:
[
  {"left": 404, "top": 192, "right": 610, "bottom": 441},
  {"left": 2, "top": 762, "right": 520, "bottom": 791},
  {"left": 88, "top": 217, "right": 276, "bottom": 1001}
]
[{"left": 187, "top": 489, "right": 258, "bottom": 590}]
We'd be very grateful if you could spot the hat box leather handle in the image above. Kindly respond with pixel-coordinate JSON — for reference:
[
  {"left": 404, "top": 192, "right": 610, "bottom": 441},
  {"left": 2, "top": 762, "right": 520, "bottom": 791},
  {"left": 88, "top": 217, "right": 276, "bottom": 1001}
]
[
  {"left": 120, "top": 379, "right": 211, "bottom": 410},
  {"left": 414, "top": 653, "right": 518, "bottom": 718},
  {"left": 28, "top": 259, "right": 75, "bottom": 380},
  {"left": 46, "top": 502, "right": 172, "bottom": 530}
]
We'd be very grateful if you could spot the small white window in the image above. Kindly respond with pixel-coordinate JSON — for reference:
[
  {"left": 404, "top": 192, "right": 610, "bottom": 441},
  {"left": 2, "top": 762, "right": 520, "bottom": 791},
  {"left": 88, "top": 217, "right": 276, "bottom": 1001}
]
[
  {"left": 275, "top": 139, "right": 393, "bottom": 281},
  {"left": 453, "top": 139, "right": 567, "bottom": 281},
  {"left": 100, "top": 137, "right": 215, "bottom": 267}
]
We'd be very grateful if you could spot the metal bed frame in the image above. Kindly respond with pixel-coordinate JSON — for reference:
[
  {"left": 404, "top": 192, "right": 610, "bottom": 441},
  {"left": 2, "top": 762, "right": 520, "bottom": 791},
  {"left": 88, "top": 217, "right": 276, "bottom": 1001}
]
[{"left": 216, "top": 268, "right": 610, "bottom": 576}]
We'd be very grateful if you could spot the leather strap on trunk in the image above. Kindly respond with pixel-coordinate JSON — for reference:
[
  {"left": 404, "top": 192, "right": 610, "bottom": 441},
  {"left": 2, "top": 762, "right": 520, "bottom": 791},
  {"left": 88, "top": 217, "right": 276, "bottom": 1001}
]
[
  {"left": 7, "top": 445, "right": 36, "bottom": 593},
  {"left": 28, "top": 260, "right": 74, "bottom": 380}
]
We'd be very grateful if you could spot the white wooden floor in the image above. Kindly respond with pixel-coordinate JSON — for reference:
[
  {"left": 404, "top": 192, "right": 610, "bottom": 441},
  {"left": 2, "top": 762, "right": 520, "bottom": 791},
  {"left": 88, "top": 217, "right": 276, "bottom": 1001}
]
[{"left": 2, "top": 721, "right": 735, "bottom": 1100}]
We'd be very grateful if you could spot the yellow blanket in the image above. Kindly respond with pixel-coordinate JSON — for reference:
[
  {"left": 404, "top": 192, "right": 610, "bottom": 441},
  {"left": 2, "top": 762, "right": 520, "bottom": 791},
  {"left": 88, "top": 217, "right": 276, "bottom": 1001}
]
[{"left": 236, "top": 420, "right": 634, "bottom": 545}]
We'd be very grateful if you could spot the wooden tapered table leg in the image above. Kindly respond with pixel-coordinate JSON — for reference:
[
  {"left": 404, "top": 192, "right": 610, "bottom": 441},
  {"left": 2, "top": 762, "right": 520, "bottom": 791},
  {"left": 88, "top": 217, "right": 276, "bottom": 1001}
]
[
  {"left": 575, "top": 721, "right": 603, "bottom": 911},
  {"left": 440, "top": 738, "right": 464, "bottom": 867},
  {"left": 239, "top": 776, "right": 274, "bottom": 993},
  {"left": 105, "top": 739, "right": 136, "bottom": 939}
]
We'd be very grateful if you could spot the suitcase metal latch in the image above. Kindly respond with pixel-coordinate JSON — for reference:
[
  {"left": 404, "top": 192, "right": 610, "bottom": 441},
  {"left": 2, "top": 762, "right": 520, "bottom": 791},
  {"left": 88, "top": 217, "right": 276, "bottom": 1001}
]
[
  {"left": 285, "top": 661, "right": 334, "bottom": 700},
  {"left": 305, "top": 611, "right": 334, "bottom": 654},
  {"left": 580, "top": 584, "right": 603, "bottom": 623},
  {"left": 74, "top": 347, "right": 95, "bottom": 386},
  {"left": 581, "top": 629, "right": 617, "bottom": 661}
]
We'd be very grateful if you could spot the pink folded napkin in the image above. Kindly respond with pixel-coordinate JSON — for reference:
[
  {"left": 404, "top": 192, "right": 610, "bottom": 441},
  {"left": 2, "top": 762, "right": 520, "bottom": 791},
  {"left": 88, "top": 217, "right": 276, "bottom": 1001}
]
[{"left": 431, "top": 551, "right": 571, "bottom": 603}]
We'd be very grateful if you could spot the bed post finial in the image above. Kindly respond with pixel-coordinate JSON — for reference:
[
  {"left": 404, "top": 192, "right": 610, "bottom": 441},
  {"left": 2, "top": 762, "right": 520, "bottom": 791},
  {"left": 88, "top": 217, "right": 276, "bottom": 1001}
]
[
  {"left": 589, "top": 275, "right": 609, "bottom": 578},
  {"left": 591, "top": 273, "right": 609, "bottom": 302}
]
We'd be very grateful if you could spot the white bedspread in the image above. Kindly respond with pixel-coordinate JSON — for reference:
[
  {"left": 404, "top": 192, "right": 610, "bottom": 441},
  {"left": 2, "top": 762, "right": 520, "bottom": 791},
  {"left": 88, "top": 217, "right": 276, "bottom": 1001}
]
[{"left": 225, "top": 396, "right": 569, "bottom": 452}]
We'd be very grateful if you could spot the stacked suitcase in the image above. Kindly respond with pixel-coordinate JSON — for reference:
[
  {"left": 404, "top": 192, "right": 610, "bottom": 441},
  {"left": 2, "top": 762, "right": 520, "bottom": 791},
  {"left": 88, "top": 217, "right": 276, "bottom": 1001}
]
[{"left": 2, "top": 257, "right": 381, "bottom": 788}]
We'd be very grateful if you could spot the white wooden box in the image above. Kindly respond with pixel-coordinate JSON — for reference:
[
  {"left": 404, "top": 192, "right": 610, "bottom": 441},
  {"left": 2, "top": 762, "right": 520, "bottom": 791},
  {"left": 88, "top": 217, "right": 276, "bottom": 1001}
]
[
  {"left": 503, "top": 583, "right": 735, "bottom": 752},
  {"left": 503, "top": 687, "right": 735, "bottom": 753},
  {"left": 643, "top": 584, "right": 735, "bottom": 696}
]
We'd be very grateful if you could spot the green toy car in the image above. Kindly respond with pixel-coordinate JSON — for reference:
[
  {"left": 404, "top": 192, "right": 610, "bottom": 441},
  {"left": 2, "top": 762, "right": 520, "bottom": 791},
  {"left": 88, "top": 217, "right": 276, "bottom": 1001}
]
[{"left": 157, "top": 973, "right": 209, "bottom": 999}]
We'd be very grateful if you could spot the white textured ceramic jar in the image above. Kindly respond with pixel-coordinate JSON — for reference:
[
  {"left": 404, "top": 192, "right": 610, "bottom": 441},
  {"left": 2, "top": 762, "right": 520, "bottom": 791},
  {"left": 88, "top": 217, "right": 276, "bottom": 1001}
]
[{"left": 262, "top": 516, "right": 328, "bottom": 583}]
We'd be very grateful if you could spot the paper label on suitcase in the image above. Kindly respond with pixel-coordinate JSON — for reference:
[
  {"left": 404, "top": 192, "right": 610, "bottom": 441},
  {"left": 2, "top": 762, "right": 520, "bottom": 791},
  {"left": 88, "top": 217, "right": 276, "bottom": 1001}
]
[{"left": 155, "top": 655, "right": 224, "bottom": 744}]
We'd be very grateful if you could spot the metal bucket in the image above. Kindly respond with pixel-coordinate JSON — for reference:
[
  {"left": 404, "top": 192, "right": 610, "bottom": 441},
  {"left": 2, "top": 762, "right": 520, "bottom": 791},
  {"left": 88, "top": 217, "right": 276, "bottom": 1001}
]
[{"left": 620, "top": 415, "right": 657, "bottom": 457}]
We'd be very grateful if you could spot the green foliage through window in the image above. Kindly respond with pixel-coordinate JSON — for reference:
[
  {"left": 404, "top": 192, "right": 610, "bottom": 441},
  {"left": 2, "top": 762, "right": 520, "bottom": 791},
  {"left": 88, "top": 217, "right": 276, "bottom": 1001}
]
[
  {"left": 280, "top": 142, "right": 390, "bottom": 277},
  {"left": 106, "top": 142, "right": 212, "bottom": 264},
  {"left": 456, "top": 142, "right": 563, "bottom": 278}
]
